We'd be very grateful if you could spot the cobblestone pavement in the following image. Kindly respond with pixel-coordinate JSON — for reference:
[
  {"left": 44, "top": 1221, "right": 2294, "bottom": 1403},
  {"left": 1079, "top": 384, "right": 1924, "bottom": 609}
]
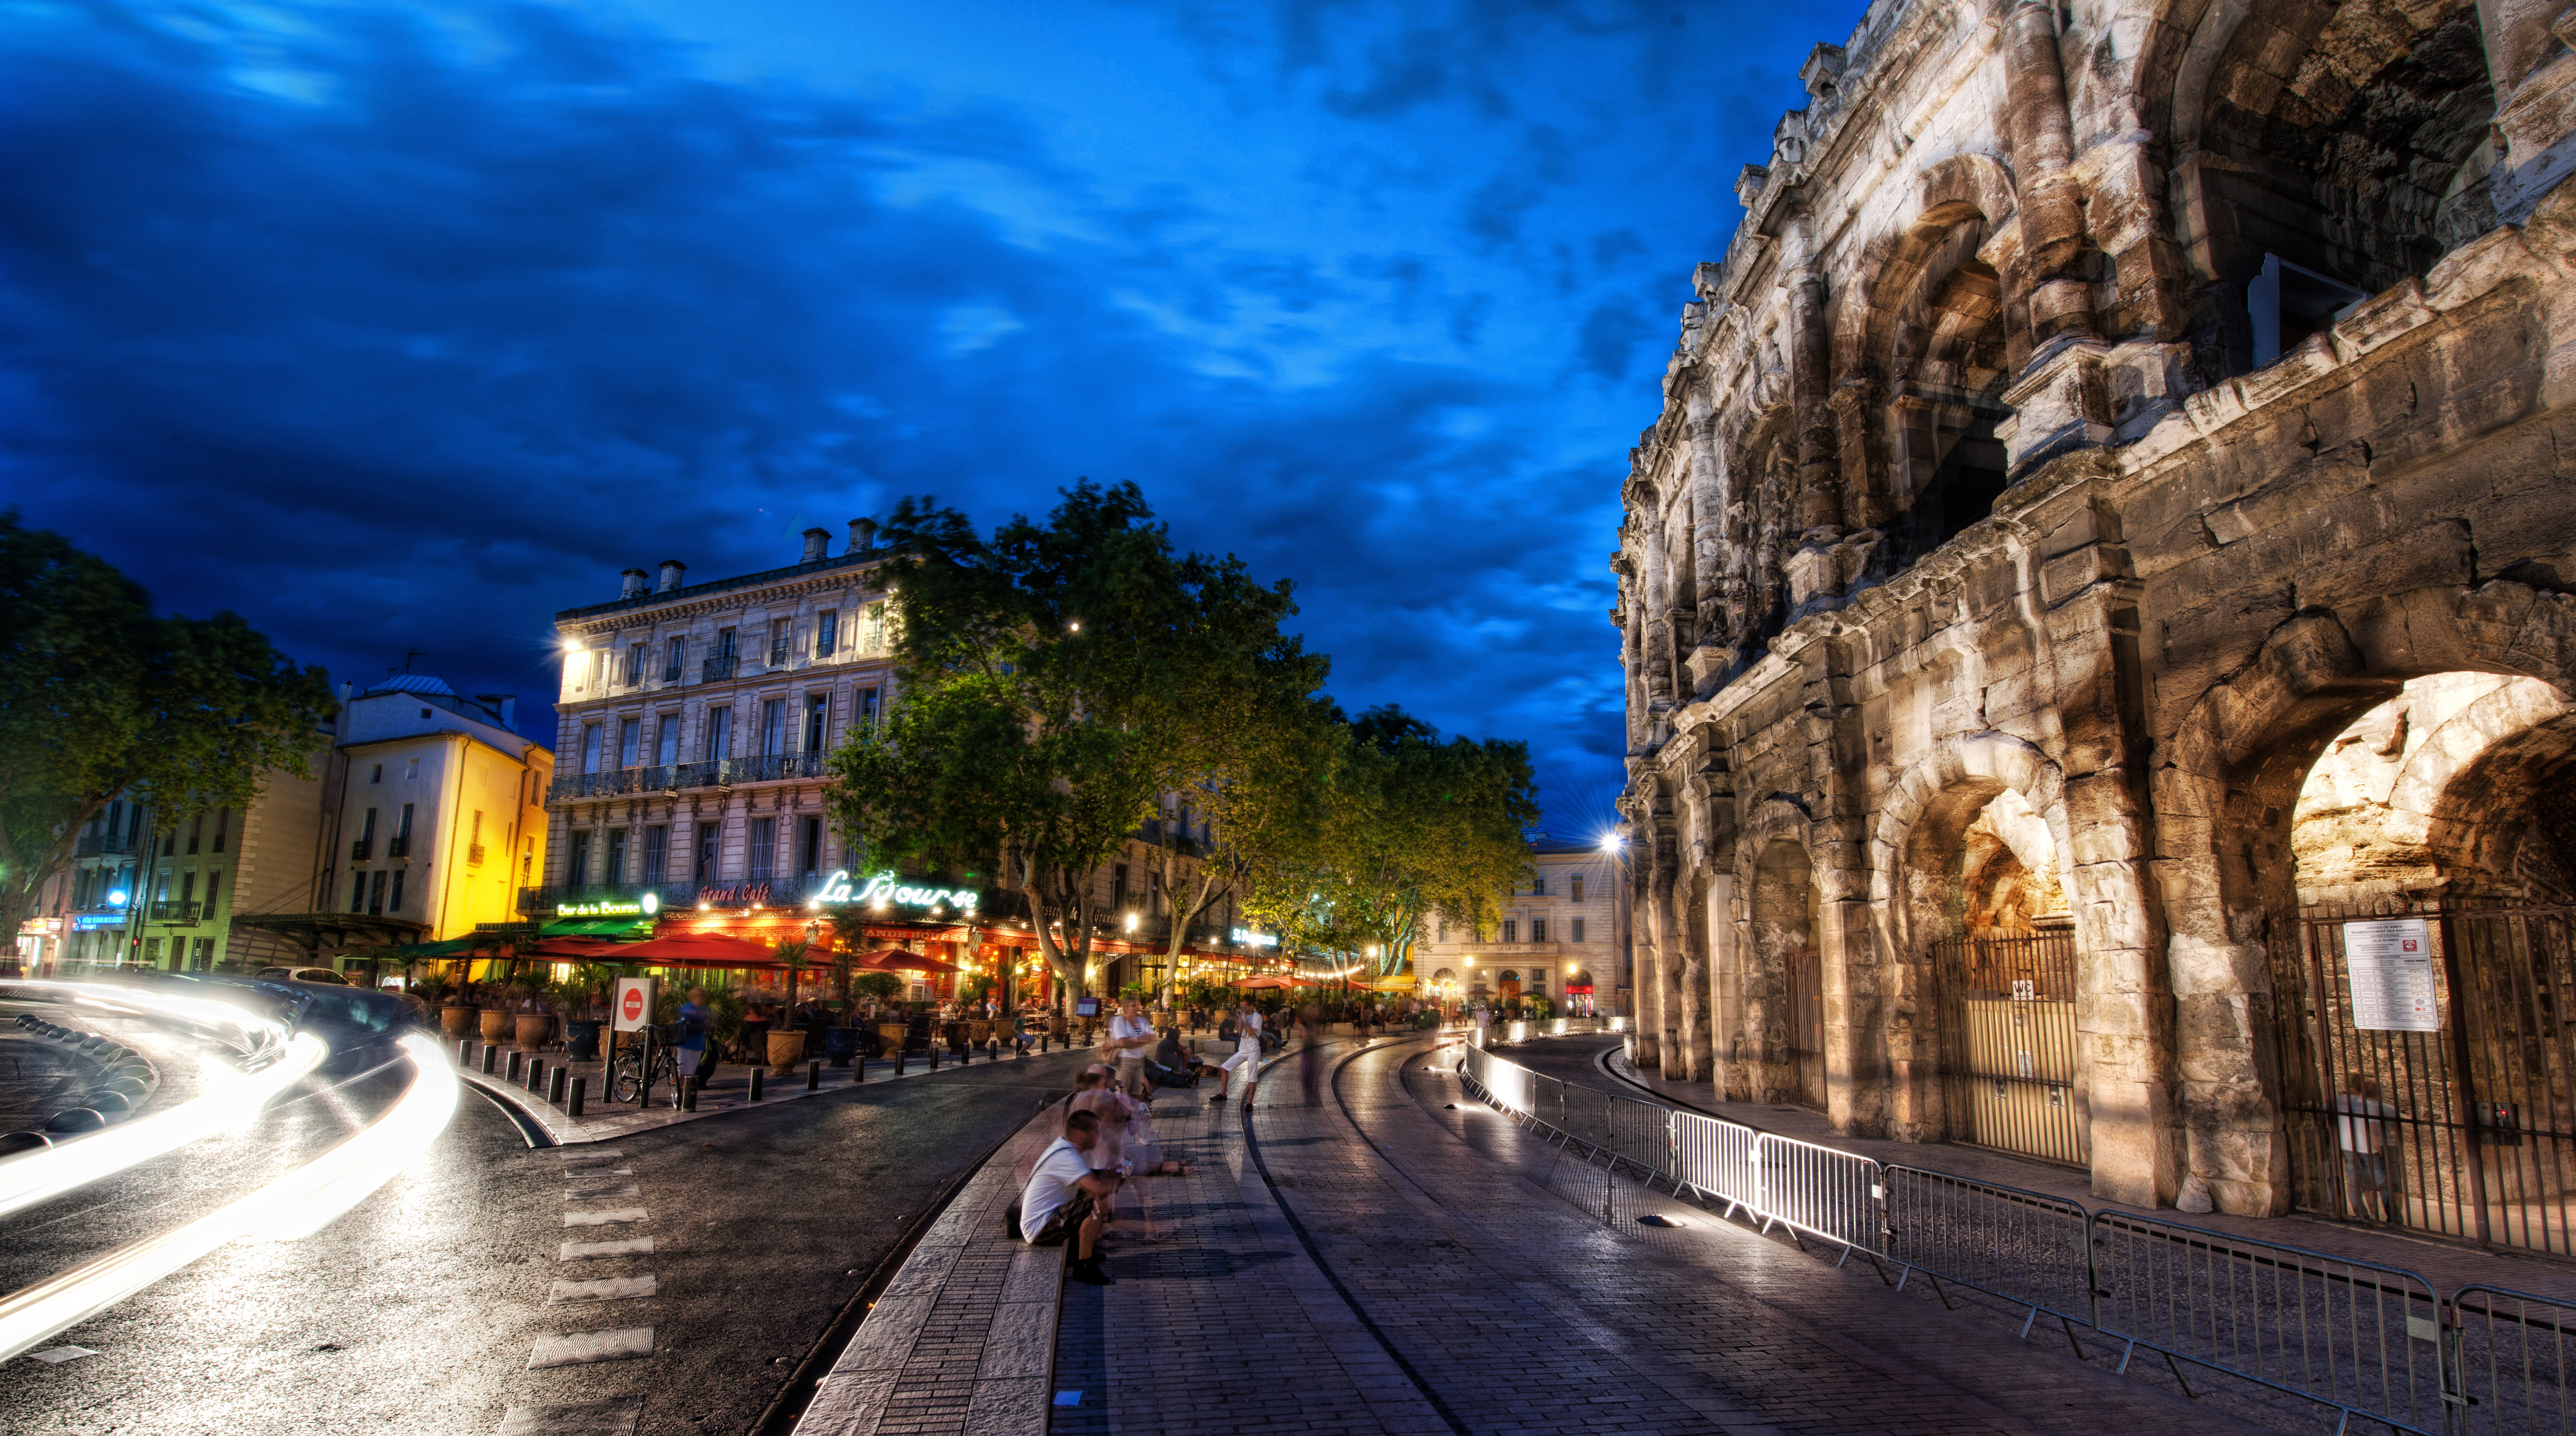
[{"left": 1052, "top": 1034, "right": 2271, "bottom": 1436}]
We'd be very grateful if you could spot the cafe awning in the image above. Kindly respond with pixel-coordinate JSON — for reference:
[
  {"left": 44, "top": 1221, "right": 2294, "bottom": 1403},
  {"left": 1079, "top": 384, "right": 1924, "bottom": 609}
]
[
  {"left": 611, "top": 932, "right": 785, "bottom": 969},
  {"left": 540, "top": 917, "right": 657, "bottom": 939},
  {"left": 849, "top": 946, "right": 965, "bottom": 977}
]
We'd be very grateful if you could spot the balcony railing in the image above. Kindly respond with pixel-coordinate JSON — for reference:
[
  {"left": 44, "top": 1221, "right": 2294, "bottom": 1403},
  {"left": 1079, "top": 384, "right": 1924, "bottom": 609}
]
[
  {"left": 386, "top": 836, "right": 410, "bottom": 859},
  {"left": 75, "top": 833, "right": 139, "bottom": 858},
  {"left": 768, "top": 644, "right": 790, "bottom": 666},
  {"left": 547, "top": 753, "right": 829, "bottom": 802},
  {"left": 150, "top": 901, "right": 201, "bottom": 927},
  {"left": 663, "top": 663, "right": 682, "bottom": 683},
  {"left": 350, "top": 838, "right": 372, "bottom": 861},
  {"left": 467, "top": 843, "right": 486, "bottom": 867},
  {"left": 703, "top": 653, "right": 738, "bottom": 682}
]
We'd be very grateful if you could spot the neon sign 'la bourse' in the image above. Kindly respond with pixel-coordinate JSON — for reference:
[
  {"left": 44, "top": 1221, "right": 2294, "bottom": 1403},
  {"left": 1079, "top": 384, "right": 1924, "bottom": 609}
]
[{"left": 810, "top": 870, "right": 980, "bottom": 913}]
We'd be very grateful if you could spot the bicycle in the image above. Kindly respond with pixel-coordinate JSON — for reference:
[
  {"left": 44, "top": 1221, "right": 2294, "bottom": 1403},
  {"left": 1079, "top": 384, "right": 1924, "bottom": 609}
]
[{"left": 605, "top": 1023, "right": 679, "bottom": 1104}]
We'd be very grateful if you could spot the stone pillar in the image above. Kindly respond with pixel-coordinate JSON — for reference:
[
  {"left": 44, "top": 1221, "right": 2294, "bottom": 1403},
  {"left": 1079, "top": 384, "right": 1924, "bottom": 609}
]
[
  {"left": 2001, "top": 0, "right": 2094, "bottom": 353},
  {"left": 2484, "top": 3, "right": 2576, "bottom": 221},
  {"left": 1706, "top": 870, "right": 1740, "bottom": 1097}
]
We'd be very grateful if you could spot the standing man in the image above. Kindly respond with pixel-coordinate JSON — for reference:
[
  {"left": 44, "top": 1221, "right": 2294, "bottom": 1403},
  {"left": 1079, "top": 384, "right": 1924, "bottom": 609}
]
[
  {"left": 1216, "top": 997, "right": 1263, "bottom": 1107},
  {"left": 1109, "top": 995, "right": 1155, "bottom": 1098},
  {"left": 676, "top": 986, "right": 715, "bottom": 1085}
]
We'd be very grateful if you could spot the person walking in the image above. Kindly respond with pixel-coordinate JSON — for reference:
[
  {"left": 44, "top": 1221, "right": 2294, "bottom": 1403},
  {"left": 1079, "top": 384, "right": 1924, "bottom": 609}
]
[
  {"left": 675, "top": 986, "right": 716, "bottom": 1086},
  {"left": 1108, "top": 996, "right": 1154, "bottom": 1098},
  {"left": 1297, "top": 1001, "right": 1323, "bottom": 1106},
  {"left": 1216, "top": 998, "right": 1263, "bottom": 1106}
]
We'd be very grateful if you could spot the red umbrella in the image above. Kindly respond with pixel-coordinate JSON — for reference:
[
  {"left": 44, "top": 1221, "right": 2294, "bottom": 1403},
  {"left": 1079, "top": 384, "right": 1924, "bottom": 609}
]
[
  {"left": 1236, "top": 975, "right": 1306, "bottom": 990},
  {"left": 613, "top": 932, "right": 784, "bottom": 969}
]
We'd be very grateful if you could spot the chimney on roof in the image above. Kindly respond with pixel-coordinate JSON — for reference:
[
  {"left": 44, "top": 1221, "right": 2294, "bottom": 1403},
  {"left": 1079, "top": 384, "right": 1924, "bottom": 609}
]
[
  {"left": 657, "top": 559, "right": 687, "bottom": 593},
  {"left": 801, "top": 527, "right": 831, "bottom": 563},
  {"left": 476, "top": 693, "right": 519, "bottom": 730},
  {"left": 620, "top": 567, "right": 649, "bottom": 598},
  {"left": 848, "top": 518, "right": 877, "bottom": 552}
]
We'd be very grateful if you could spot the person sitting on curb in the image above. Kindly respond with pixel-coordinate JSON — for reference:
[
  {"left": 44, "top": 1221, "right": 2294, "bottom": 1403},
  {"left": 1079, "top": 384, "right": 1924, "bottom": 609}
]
[
  {"left": 1153, "top": 1028, "right": 1223, "bottom": 1086},
  {"left": 1018, "top": 1107, "right": 1118, "bottom": 1286}
]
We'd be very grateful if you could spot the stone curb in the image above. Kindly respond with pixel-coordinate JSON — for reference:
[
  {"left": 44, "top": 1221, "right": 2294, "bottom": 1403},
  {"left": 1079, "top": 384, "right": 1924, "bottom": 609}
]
[{"left": 792, "top": 1100, "right": 1068, "bottom": 1436}]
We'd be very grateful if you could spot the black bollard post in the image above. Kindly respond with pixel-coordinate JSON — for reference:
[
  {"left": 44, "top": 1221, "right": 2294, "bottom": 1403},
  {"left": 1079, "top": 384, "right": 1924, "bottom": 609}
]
[
  {"left": 748, "top": 1068, "right": 764, "bottom": 1102},
  {"left": 506, "top": 1051, "right": 524, "bottom": 1083},
  {"left": 895, "top": 1047, "right": 907, "bottom": 1076},
  {"left": 458, "top": 1039, "right": 473, "bottom": 1067},
  {"left": 807, "top": 1059, "right": 821, "bottom": 1091},
  {"left": 929, "top": 1043, "right": 940, "bottom": 1072},
  {"left": 481, "top": 1044, "right": 499, "bottom": 1074},
  {"left": 549, "top": 1066, "right": 569, "bottom": 1105},
  {"left": 569, "top": 1076, "right": 586, "bottom": 1118},
  {"left": 527, "top": 1058, "right": 546, "bottom": 1094},
  {"left": 853, "top": 1052, "right": 865, "bottom": 1083}
]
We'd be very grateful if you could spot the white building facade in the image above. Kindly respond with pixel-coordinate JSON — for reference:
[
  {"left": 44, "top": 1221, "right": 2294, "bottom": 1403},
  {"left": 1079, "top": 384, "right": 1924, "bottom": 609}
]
[{"left": 1414, "top": 839, "right": 1619, "bottom": 1013}]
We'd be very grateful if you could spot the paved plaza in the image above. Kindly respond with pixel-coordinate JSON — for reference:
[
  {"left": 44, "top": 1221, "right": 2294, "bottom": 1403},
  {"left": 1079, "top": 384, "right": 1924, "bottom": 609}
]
[{"left": 799, "top": 1031, "right": 2314, "bottom": 1436}]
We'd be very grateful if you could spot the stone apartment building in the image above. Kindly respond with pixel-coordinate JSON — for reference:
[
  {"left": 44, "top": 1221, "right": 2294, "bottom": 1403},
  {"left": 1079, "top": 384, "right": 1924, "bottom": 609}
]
[
  {"left": 541, "top": 523, "right": 897, "bottom": 912},
  {"left": 1414, "top": 837, "right": 1620, "bottom": 1014},
  {"left": 1613, "top": 0, "right": 2576, "bottom": 1239}
]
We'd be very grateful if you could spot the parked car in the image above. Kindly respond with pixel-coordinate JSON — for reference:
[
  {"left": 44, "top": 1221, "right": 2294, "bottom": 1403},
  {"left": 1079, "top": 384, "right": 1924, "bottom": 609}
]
[{"left": 254, "top": 966, "right": 350, "bottom": 985}]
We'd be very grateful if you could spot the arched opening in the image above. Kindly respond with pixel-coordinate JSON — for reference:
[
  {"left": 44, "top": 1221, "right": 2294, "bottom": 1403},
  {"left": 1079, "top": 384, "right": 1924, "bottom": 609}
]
[
  {"left": 1899, "top": 780, "right": 2084, "bottom": 1164},
  {"left": 1751, "top": 836, "right": 1825, "bottom": 1109},
  {"left": 2178, "top": 0, "right": 2500, "bottom": 383},
  {"left": 1497, "top": 968, "right": 1523, "bottom": 999},
  {"left": 2273, "top": 672, "right": 2576, "bottom": 1248}
]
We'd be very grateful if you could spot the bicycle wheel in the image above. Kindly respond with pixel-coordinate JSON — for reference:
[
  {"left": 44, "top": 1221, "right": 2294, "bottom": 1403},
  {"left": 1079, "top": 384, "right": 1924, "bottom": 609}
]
[{"left": 607, "top": 1053, "right": 641, "bottom": 1103}]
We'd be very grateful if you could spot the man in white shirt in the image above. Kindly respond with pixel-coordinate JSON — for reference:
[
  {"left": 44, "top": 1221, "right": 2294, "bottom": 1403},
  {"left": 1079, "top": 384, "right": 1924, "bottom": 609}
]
[
  {"left": 1216, "top": 999, "right": 1263, "bottom": 1106},
  {"left": 1020, "top": 1108, "right": 1119, "bottom": 1285},
  {"left": 1108, "top": 997, "right": 1155, "bottom": 1098}
]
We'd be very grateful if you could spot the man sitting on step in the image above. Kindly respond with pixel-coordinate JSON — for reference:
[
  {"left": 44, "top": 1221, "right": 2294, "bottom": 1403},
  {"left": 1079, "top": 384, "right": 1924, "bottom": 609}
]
[{"left": 1019, "top": 1107, "right": 1120, "bottom": 1286}]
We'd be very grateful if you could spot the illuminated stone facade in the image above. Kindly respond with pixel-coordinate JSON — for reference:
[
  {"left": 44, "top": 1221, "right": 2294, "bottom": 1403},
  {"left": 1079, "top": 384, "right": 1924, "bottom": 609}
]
[{"left": 1613, "top": 0, "right": 2576, "bottom": 1215}]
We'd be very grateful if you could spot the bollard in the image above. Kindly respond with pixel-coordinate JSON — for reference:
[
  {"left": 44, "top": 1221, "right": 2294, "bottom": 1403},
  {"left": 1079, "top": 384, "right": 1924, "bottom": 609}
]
[
  {"left": 506, "top": 1051, "right": 524, "bottom": 1083},
  {"left": 748, "top": 1068, "right": 764, "bottom": 1101},
  {"left": 807, "top": 1059, "right": 821, "bottom": 1091},
  {"left": 481, "top": 1044, "right": 499, "bottom": 1074},
  {"left": 895, "top": 1047, "right": 907, "bottom": 1077},
  {"left": 1015, "top": 1036, "right": 1027, "bottom": 1060},
  {"left": 988, "top": 1037, "right": 1000, "bottom": 1061},
  {"left": 853, "top": 1052, "right": 864, "bottom": 1083},
  {"left": 458, "top": 1039, "right": 473, "bottom": 1068},
  {"left": 549, "top": 1066, "right": 569, "bottom": 1105},
  {"left": 684, "top": 1076, "right": 700, "bottom": 1111},
  {"left": 929, "top": 1044, "right": 940, "bottom": 1072},
  {"left": 527, "top": 1058, "right": 546, "bottom": 1094},
  {"left": 569, "top": 1075, "right": 586, "bottom": 1118}
]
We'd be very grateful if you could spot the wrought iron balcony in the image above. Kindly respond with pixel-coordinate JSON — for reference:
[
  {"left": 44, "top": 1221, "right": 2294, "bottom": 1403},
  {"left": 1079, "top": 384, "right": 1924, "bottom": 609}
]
[
  {"left": 149, "top": 901, "right": 201, "bottom": 927},
  {"left": 350, "top": 838, "right": 372, "bottom": 861},
  {"left": 768, "top": 645, "right": 790, "bottom": 666},
  {"left": 547, "top": 754, "right": 829, "bottom": 802},
  {"left": 386, "top": 836, "right": 411, "bottom": 859},
  {"left": 467, "top": 842, "right": 486, "bottom": 867},
  {"left": 663, "top": 663, "right": 683, "bottom": 683},
  {"left": 75, "top": 833, "right": 139, "bottom": 858},
  {"left": 703, "top": 653, "right": 738, "bottom": 682}
]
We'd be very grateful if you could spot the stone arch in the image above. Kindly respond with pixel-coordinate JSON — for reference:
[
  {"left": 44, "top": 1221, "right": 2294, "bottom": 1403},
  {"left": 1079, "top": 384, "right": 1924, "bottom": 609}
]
[
  {"left": 2153, "top": 0, "right": 2500, "bottom": 384},
  {"left": 1868, "top": 731, "right": 2072, "bottom": 954},
  {"left": 1845, "top": 153, "right": 2024, "bottom": 563},
  {"left": 1739, "top": 799, "right": 1824, "bottom": 1107},
  {"left": 2156, "top": 582, "right": 2576, "bottom": 1215},
  {"left": 2418, "top": 697, "right": 2576, "bottom": 898}
]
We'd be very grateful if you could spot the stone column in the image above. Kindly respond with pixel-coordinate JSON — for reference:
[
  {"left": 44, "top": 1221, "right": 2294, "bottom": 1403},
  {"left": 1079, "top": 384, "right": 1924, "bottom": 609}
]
[
  {"left": 1705, "top": 871, "right": 1740, "bottom": 1098},
  {"left": 2001, "top": 0, "right": 2094, "bottom": 353}
]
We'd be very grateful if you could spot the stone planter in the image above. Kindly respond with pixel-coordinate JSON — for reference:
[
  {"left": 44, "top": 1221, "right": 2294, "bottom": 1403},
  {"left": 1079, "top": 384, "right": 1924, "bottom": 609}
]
[
  {"left": 765, "top": 1028, "right": 806, "bottom": 1077},
  {"left": 440, "top": 1005, "right": 476, "bottom": 1039},
  {"left": 478, "top": 1008, "right": 510, "bottom": 1043},
  {"left": 564, "top": 1020, "right": 602, "bottom": 1062},
  {"left": 514, "top": 1013, "right": 554, "bottom": 1050}
]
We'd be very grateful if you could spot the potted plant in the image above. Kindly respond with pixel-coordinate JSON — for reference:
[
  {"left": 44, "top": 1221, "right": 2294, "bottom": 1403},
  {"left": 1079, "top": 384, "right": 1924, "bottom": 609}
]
[
  {"left": 555, "top": 966, "right": 610, "bottom": 1061},
  {"left": 767, "top": 938, "right": 812, "bottom": 1075}
]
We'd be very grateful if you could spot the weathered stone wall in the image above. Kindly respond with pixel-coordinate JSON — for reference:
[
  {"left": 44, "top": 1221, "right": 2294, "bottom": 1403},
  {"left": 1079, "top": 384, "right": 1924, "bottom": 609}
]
[{"left": 1615, "top": 0, "right": 2576, "bottom": 1213}]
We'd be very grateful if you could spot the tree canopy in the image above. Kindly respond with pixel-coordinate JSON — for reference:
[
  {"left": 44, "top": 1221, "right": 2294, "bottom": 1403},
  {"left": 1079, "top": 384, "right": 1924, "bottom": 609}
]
[
  {"left": 1239, "top": 706, "right": 1538, "bottom": 983},
  {"left": 822, "top": 480, "right": 1328, "bottom": 1013},
  {"left": 0, "top": 512, "right": 336, "bottom": 926}
]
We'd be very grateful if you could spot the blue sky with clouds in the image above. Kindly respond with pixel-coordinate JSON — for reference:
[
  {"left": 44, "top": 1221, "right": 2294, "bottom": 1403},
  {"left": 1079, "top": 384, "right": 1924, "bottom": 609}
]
[{"left": 1, "top": 0, "right": 1860, "bottom": 834}]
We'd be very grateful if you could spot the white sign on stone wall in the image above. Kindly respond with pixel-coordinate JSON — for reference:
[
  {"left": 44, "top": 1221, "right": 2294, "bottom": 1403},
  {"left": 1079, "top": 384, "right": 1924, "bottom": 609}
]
[{"left": 2343, "top": 919, "right": 2440, "bottom": 1032}]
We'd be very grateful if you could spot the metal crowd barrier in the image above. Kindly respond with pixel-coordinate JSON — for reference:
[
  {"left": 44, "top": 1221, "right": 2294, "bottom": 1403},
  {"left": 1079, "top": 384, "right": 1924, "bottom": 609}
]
[{"left": 1447, "top": 1039, "right": 2569, "bottom": 1435}]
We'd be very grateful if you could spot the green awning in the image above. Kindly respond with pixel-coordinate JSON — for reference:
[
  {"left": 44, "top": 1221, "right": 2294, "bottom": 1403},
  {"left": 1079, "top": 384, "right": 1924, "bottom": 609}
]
[
  {"left": 540, "top": 917, "right": 657, "bottom": 939},
  {"left": 395, "top": 936, "right": 483, "bottom": 958}
]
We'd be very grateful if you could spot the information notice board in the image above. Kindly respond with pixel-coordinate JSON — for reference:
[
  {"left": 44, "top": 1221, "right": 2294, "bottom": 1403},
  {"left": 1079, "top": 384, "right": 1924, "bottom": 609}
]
[{"left": 2342, "top": 918, "right": 2440, "bottom": 1032}]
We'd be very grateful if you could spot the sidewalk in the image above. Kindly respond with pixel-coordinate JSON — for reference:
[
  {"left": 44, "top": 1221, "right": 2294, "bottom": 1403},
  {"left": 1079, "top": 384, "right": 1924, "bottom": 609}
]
[
  {"left": 1535, "top": 1034, "right": 2576, "bottom": 1305},
  {"left": 457, "top": 1036, "right": 1099, "bottom": 1146},
  {"left": 798, "top": 1032, "right": 2303, "bottom": 1436}
]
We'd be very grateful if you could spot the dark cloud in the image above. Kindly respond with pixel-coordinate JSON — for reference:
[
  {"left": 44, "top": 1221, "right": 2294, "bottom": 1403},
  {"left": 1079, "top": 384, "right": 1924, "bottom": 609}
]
[{"left": 2, "top": 0, "right": 1860, "bottom": 824}]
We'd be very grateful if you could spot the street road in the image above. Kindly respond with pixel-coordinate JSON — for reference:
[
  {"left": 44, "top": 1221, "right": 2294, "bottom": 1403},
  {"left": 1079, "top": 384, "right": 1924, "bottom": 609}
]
[{"left": 0, "top": 998, "right": 1092, "bottom": 1436}]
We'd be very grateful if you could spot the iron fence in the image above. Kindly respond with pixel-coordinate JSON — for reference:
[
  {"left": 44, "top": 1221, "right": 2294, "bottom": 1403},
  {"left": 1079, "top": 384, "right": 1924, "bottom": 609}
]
[
  {"left": 2450, "top": 1284, "right": 2576, "bottom": 1435},
  {"left": 1450, "top": 1039, "right": 2562, "bottom": 1434}
]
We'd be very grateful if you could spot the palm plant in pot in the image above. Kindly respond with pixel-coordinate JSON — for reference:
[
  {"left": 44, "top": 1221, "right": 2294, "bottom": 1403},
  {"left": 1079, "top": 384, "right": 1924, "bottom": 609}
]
[{"left": 767, "top": 937, "right": 814, "bottom": 1075}]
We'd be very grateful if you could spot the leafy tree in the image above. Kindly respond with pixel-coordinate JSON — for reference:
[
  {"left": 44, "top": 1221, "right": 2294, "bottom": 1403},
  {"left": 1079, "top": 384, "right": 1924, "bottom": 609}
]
[
  {"left": 1241, "top": 706, "right": 1538, "bottom": 985},
  {"left": 0, "top": 514, "right": 335, "bottom": 930},
  {"left": 823, "top": 480, "right": 1320, "bottom": 1020}
]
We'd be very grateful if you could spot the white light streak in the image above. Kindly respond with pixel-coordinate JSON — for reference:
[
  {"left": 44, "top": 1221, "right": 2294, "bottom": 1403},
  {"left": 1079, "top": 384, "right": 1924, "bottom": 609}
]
[{"left": 0, "top": 1034, "right": 456, "bottom": 1364}]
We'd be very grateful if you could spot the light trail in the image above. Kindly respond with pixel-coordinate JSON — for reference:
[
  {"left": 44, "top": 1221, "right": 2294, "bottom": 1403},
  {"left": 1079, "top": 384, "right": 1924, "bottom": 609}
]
[
  {"left": 0, "top": 1033, "right": 457, "bottom": 1364},
  {"left": 0, "top": 1034, "right": 328, "bottom": 1223}
]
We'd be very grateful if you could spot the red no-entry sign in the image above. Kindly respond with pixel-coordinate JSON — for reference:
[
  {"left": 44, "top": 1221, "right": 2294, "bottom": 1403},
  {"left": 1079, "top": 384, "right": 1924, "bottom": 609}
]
[{"left": 612, "top": 976, "right": 656, "bottom": 1033}]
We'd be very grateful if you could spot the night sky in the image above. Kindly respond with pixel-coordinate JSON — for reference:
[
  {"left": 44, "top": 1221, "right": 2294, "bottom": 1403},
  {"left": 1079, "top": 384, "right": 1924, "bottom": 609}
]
[{"left": 2, "top": 0, "right": 1862, "bottom": 834}]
